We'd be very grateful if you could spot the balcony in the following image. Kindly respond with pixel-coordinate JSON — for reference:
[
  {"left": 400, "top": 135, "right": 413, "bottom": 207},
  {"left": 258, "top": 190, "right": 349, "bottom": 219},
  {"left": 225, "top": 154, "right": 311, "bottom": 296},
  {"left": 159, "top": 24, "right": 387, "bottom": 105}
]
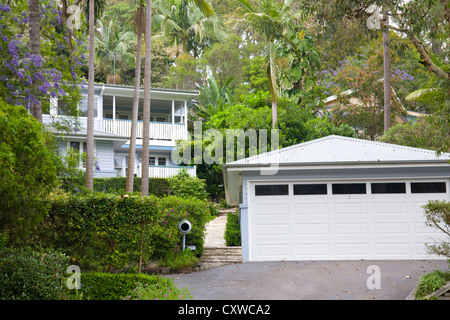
[
  {"left": 103, "top": 119, "right": 188, "bottom": 141},
  {"left": 148, "top": 165, "right": 196, "bottom": 178}
]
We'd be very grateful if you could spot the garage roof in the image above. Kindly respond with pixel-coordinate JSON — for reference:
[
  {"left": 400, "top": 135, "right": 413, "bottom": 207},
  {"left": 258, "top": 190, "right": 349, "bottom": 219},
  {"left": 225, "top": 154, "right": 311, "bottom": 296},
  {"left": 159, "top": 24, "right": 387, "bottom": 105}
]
[{"left": 225, "top": 135, "right": 450, "bottom": 166}]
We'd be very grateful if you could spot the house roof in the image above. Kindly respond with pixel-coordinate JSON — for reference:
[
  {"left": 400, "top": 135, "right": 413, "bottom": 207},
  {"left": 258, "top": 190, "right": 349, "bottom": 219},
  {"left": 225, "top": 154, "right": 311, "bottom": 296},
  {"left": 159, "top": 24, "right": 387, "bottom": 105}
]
[
  {"left": 224, "top": 135, "right": 450, "bottom": 167},
  {"left": 223, "top": 135, "right": 450, "bottom": 206}
]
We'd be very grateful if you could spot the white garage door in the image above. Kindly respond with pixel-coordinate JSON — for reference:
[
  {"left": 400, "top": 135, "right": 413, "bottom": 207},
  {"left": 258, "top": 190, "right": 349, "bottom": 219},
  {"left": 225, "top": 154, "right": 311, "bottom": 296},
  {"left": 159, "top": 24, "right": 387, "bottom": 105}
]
[{"left": 248, "top": 180, "right": 449, "bottom": 261}]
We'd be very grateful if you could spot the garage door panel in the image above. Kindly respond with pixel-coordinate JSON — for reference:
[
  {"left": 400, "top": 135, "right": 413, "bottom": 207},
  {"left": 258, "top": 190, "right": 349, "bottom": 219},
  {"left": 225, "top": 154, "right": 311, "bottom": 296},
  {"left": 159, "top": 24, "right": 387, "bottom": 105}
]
[
  {"left": 295, "top": 243, "right": 331, "bottom": 257},
  {"left": 374, "top": 243, "right": 411, "bottom": 256},
  {"left": 256, "top": 223, "right": 290, "bottom": 236},
  {"left": 335, "top": 243, "right": 370, "bottom": 256},
  {"left": 256, "top": 244, "right": 291, "bottom": 258},
  {"left": 333, "top": 202, "right": 368, "bottom": 215},
  {"left": 295, "top": 223, "right": 329, "bottom": 235},
  {"left": 294, "top": 203, "right": 329, "bottom": 215},
  {"left": 372, "top": 202, "right": 408, "bottom": 215},
  {"left": 334, "top": 223, "right": 369, "bottom": 235},
  {"left": 254, "top": 203, "right": 290, "bottom": 217},
  {"left": 374, "top": 222, "right": 409, "bottom": 235}
]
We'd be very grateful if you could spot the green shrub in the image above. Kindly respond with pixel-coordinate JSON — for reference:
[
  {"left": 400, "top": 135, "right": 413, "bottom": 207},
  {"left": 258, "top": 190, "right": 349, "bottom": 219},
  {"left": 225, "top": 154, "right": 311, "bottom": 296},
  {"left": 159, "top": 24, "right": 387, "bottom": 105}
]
[
  {"left": 0, "top": 101, "right": 58, "bottom": 243},
  {"left": 168, "top": 169, "right": 209, "bottom": 200},
  {"left": 415, "top": 270, "right": 450, "bottom": 299},
  {"left": 224, "top": 213, "right": 241, "bottom": 246},
  {"left": 72, "top": 272, "right": 173, "bottom": 300},
  {"left": 39, "top": 192, "right": 159, "bottom": 272},
  {"left": 38, "top": 193, "right": 211, "bottom": 272},
  {"left": 0, "top": 246, "right": 70, "bottom": 300},
  {"left": 59, "top": 177, "right": 170, "bottom": 197},
  {"left": 159, "top": 249, "right": 200, "bottom": 269},
  {"left": 151, "top": 196, "right": 211, "bottom": 260}
]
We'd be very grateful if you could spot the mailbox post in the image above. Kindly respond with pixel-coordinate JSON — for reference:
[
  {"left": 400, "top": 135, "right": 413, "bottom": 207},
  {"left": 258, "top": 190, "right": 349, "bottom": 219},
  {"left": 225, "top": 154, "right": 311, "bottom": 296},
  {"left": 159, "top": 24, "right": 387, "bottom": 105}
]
[{"left": 178, "top": 219, "right": 192, "bottom": 250}]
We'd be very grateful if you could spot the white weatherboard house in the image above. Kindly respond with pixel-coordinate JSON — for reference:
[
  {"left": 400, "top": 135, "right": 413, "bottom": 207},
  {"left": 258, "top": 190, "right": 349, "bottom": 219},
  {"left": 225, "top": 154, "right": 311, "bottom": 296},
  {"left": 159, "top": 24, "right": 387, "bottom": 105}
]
[
  {"left": 223, "top": 135, "right": 450, "bottom": 262},
  {"left": 43, "top": 84, "right": 198, "bottom": 178}
]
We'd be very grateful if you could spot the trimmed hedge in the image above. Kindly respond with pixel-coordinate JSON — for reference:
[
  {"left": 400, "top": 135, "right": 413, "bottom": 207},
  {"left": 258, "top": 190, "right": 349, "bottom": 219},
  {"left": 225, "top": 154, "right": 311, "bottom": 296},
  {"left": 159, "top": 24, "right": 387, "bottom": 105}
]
[
  {"left": 60, "top": 177, "right": 170, "bottom": 197},
  {"left": 37, "top": 193, "right": 211, "bottom": 272},
  {"left": 73, "top": 272, "right": 173, "bottom": 300},
  {"left": 224, "top": 213, "right": 241, "bottom": 246}
]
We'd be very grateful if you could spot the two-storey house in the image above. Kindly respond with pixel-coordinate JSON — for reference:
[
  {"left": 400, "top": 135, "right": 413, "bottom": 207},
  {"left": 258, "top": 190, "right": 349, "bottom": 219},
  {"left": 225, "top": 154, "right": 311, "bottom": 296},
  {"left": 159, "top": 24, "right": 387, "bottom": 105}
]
[{"left": 43, "top": 84, "right": 197, "bottom": 178}]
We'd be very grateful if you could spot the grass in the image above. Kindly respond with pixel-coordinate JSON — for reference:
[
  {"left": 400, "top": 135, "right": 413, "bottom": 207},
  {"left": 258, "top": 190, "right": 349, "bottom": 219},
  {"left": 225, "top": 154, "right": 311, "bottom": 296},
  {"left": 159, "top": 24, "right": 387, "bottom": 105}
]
[
  {"left": 158, "top": 249, "right": 199, "bottom": 269},
  {"left": 122, "top": 281, "right": 193, "bottom": 300}
]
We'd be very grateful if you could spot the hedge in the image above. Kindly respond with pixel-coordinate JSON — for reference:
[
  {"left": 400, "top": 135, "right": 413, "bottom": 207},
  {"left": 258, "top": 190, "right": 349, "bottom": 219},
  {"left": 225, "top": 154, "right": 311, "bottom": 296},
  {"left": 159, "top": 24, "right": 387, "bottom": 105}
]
[
  {"left": 72, "top": 272, "right": 173, "bottom": 300},
  {"left": 224, "top": 213, "right": 241, "bottom": 246},
  {"left": 37, "top": 193, "right": 211, "bottom": 272},
  {"left": 60, "top": 177, "right": 170, "bottom": 197}
]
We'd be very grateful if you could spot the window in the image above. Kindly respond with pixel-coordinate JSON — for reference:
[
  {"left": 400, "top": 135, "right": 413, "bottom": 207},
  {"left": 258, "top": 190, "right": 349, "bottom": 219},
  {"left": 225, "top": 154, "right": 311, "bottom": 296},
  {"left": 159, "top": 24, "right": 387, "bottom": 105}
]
[
  {"left": 149, "top": 157, "right": 156, "bottom": 166},
  {"left": 294, "top": 184, "right": 327, "bottom": 195},
  {"left": 255, "top": 185, "right": 289, "bottom": 196},
  {"left": 119, "top": 114, "right": 129, "bottom": 120},
  {"left": 332, "top": 183, "right": 366, "bottom": 195},
  {"left": 411, "top": 182, "right": 446, "bottom": 194},
  {"left": 371, "top": 183, "right": 406, "bottom": 194},
  {"left": 158, "top": 157, "right": 167, "bottom": 166}
]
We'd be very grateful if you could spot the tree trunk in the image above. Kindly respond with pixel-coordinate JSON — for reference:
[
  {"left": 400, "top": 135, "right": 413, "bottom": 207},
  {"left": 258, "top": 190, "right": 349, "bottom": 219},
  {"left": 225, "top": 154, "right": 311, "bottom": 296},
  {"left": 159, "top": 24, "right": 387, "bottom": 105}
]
[
  {"left": 86, "top": 0, "right": 95, "bottom": 191},
  {"left": 126, "top": 4, "right": 144, "bottom": 193},
  {"left": 141, "top": 0, "right": 152, "bottom": 196},
  {"left": 383, "top": 11, "right": 391, "bottom": 132},
  {"left": 28, "top": 0, "right": 42, "bottom": 122}
]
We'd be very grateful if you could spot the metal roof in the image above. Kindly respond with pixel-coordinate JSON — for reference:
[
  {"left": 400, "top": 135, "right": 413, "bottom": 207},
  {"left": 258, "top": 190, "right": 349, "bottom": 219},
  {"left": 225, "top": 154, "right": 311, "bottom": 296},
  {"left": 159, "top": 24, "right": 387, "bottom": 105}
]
[{"left": 225, "top": 135, "right": 450, "bottom": 167}]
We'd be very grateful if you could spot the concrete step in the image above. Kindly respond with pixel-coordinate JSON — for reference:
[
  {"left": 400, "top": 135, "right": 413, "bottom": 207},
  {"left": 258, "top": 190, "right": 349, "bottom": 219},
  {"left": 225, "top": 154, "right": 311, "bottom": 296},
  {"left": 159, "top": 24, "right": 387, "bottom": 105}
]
[{"left": 199, "top": 246, "right": 242, "bottom": 269}]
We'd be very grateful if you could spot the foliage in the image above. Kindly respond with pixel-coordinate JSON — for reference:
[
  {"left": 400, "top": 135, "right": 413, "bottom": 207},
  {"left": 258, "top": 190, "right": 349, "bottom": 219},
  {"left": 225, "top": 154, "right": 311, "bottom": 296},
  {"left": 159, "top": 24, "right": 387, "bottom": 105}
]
[
  {"left": 422, "top": 200, "right": 450, "bottom": 259},
  {"left": 0, "top": 0, "right": 84, "bottom": 116},
  {"left": 415, "top": 270, "right": 450, "bottom": 300},
  {"left": 380, "top": 115, "right": 449, "bottom": 152},
  {"left": 153, "top": 195, "right": 211, "bottom": 259},
  {"left": 164, "top": 53, "right": 206, "bottom": 90},
  {"left": 38, "top": 193, "right": 159, "bottom": 272},
  {"left": 224, "top": 213, "right": 241, "bottom": 246},
  {"left": 168, "top": 169, "right": 209, "bottom": 201},
  {"left": 326, "top": 43, "right": 406, "bottom": 140},
  {"left": 158, "top": 249, "right": 200, "bottom": 269},
  {"left": 38, "top": 193, "right": 211, "bottom": 271},
  {"left": 153, "top": 0, "right": 224, "bottom": 58},
  {"left": 0, "top": 101, "right": 58, "bottom": 244},
  {"left": 194, "top": 75, "right": 235, "bottom": 121},
  {"left": 123, "top": 280, "right": 193, "bottom": 300},
  {"left": 0, "top": 246, "right": 70, "bottom": 300},
  {"left": 59, "top": 177, "right": 171, "bottom": 197},
  {"left": 72, "top": 272, "right": 177, "bottom": 300}
]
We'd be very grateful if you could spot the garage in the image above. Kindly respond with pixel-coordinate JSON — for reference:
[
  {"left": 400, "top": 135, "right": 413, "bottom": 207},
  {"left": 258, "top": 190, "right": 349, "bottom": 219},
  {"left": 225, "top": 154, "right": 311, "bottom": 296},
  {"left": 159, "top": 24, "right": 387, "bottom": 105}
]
[{"left": 223, "top": 135, "right": 450, "bottom": 262}]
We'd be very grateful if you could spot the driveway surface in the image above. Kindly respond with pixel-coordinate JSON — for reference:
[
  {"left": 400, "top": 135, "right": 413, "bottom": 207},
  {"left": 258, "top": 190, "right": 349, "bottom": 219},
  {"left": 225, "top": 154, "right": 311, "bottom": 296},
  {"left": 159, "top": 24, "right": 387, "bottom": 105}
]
[{"left": 165, "top": 260, "right": 449, "bottom": 300}]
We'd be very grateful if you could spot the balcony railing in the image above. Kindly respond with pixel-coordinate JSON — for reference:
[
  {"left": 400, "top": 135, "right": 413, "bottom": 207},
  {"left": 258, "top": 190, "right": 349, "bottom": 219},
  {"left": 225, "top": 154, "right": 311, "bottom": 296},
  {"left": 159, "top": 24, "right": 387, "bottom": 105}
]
[
  {"left": 148, "top": 165, "right": 196, "bottom": 178},
  {"left": 103, "top": 119, "right": 188, "bottom": 141}
]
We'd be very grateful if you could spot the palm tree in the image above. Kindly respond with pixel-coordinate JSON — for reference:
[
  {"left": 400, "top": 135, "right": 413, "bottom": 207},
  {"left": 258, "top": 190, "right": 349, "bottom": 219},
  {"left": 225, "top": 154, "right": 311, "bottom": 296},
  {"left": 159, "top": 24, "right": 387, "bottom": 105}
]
[
  {"left": 95, "top": 19, "right": 136, "bottom": 84},
  {"left": 126, "top": 3, "right": 145, "bottom": 193},
  {"left": 85, "top": 0, "right": 96, "bottom": 190},
  {"left": 194, "top": 76, "right": 235, "bottom": 121},
  {"left": 141, "top": 0, "right": 152, "bottom": 196},
  {"left": 236, "top": 0, "right": 298, "bottom": 128},
  {"left": 153, "top": 0, "right": 224, "bottom": 58},
  {"left": 141, "top": 0, "right": 214, "bottom": 195},
  {"left": 28, "top": 0, "right": 42, "bottom": 122}
]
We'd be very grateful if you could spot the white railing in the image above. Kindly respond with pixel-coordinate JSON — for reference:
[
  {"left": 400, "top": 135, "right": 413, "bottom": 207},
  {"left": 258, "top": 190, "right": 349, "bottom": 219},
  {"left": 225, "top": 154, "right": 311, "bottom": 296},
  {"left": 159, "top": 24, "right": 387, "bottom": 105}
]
[
  {"left": 103, "top": 119, "right": 188, "bottom": 141},
  {"left": 148, "top": 166, "right": 196, "bottom": 178}
]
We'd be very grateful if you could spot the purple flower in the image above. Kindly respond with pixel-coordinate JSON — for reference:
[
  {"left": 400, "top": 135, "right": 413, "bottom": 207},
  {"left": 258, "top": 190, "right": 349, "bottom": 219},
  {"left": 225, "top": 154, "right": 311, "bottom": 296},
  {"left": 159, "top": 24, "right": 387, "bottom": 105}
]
[{"left": 30, "top": 54, "right": 42, "bottom": 67}]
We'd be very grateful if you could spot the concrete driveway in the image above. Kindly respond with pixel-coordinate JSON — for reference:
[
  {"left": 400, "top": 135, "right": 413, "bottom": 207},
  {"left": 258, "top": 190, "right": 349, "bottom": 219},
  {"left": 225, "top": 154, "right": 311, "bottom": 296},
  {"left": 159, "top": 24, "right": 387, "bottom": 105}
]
[{"left": 165, "top": 260, "right": 449, "bottom": 300}]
